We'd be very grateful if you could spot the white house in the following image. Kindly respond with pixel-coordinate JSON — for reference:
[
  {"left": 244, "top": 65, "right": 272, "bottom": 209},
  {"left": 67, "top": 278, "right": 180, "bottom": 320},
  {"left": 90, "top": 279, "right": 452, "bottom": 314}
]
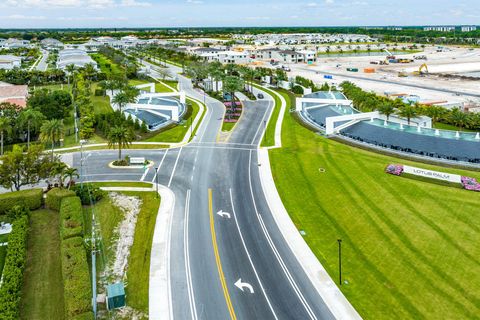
[
  {"left": 217, "top": 51, "right": 250, "bottom": 64},
  {"left": 57, "top": 49, "right": 97, "bottom": 70},
  {"left": 2, "top": 38, "right": 30, "bottom": 49},
  {"left": 298, "top": 50, "right": 317, "bottom": 63},
  {"left": 40, "top": 38, "right": 64, "bottom": 49},
  {"left": 276, "top": 50, "right": 304, "bottom": 63},
  {"left": 0, "top": 55, "right": 22, "bottom": 70}
]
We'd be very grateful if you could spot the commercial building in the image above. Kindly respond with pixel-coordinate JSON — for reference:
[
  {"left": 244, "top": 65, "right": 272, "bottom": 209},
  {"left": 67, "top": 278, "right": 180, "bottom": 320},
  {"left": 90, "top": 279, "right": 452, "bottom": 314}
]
[
  {"left": 0, "top": 55, "right": 22, "bottom": 70},
  {"left": 57, "top": 49, "right": 97, "bottom": 70},
  {"left": 461, "top": 26, "right": 477, "bottom": 32}
]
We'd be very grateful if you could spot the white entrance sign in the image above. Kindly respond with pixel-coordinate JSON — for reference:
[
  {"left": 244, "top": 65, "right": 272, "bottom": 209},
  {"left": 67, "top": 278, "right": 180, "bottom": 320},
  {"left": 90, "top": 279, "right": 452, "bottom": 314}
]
[{"left": 403, "top": 165, "right": 462, "bottom": 184}]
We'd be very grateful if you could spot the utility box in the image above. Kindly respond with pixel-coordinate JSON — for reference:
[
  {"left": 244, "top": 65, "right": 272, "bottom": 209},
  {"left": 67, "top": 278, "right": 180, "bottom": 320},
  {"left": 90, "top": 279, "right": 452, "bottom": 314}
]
[{"left": 106, "top": 282, "right": 126, "bottom": 310}]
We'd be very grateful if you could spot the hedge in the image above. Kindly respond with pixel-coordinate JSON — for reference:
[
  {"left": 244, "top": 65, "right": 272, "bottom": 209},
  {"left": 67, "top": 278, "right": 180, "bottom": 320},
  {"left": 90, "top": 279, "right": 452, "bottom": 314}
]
[
  {"left": 45, "top": 188, "right": 76, "bottom": 211},
  {"left": 61, "top": 236, "right": 92, "bottom": 318},
  {"left": 0, "top": 215, "right": 29, "bottom": 319},
  {"left": 0, "top": 188, "right": 43, "bottom": 214},
  {"left": 60, "top": 197, "right": 84, "bottom": 240}
]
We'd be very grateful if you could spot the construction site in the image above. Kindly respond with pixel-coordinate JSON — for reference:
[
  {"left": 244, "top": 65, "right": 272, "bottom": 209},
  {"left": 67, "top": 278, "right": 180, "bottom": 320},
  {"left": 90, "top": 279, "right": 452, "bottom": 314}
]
[{"left": 287, "top": 45, "right": 480, "bottom": 112}]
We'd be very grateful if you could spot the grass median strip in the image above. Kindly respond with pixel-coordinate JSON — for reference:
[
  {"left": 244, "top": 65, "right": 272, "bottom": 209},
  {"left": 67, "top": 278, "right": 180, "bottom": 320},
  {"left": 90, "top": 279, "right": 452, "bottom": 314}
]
[{"left": 269, "top": 91, "right": 480, "bottom": 319}]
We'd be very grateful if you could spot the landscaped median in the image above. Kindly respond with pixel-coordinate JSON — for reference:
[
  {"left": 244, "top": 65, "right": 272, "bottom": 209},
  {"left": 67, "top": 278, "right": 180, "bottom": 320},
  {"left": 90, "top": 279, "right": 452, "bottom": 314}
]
[{"left": 268, "top": 91, "right": 480, "bottom": 319}]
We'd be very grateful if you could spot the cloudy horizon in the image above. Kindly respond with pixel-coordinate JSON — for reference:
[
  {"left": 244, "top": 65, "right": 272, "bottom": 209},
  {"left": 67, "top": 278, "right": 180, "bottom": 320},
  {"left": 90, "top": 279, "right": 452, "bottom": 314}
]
[{"left": 0, "top": 0, "right": 478, "bottom": 29}]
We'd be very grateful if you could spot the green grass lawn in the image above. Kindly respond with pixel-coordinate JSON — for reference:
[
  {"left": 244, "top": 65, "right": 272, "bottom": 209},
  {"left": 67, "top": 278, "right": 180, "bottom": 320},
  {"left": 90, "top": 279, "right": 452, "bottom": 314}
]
[
  {"left": 143, "top": 97, "right": 200, "bottom": 143},
  {"left": 20, "top": 209, "right": 65, "bottom": 320},
  {"left": 91, "top": 83, "right": 112, "bottom": 114},
  {"left": 124, "top": 191, "right": 160, "bottom": 313},
  {"left": 221, "top": 121, "right": 236, "bottom": 132},
  {"left": 91, "top": 181, "right": 153, "bottom": 188},
  {"left": 91, "top": 53, "right": 123, "bottom": 76},
  {"left": 269, "top": 92, "right": 480, "bottom": 319},
  {"left": 252, "top": 84, "right": 283, "bottom": 147},
  {"left": 84, "top": 191, "right": 159, "bottom": 315},
  {"left": 433, "top": 122, "right": 476, "bottom": 132}
]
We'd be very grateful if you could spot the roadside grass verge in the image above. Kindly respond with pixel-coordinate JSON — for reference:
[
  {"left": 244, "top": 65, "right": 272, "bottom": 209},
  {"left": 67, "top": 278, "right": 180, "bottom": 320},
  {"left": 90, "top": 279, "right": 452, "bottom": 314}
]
[
  {"left": 83, "top": 191, "right": 159, "bottom": 315},
  {"left": 123, "top": 191, "right": 160, "bottom": 313},
  {"left": 269, "top": 92, "right": 480, "bottom": 319},
  {"left": 20, "top": 209, "right": 65, "bottom": 320},
  {"left": 91, "top": 181, "right": 152, "bottom": 188}
]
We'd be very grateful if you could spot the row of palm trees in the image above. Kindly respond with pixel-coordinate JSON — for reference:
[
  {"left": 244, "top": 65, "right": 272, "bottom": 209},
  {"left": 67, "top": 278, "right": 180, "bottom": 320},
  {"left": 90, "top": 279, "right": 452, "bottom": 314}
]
[{"left": 341, "top": 81, "right": 478, "bottom": 131}]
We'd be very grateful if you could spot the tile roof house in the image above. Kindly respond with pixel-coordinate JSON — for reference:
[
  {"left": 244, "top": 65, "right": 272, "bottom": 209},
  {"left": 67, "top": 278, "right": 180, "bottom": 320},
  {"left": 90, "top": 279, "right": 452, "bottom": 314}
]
[{"left": 0, "top": 82, "right": 29, "bottom": 108}]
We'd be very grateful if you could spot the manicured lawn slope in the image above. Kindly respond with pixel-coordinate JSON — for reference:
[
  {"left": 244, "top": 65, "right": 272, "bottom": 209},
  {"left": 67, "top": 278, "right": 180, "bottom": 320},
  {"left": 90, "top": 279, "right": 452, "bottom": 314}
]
[
  {"left": 269, "top": 93, "right": 480, "bottom": 319},
  {"left": 20, "top": 209, "right": 65, "bottom": 320}
]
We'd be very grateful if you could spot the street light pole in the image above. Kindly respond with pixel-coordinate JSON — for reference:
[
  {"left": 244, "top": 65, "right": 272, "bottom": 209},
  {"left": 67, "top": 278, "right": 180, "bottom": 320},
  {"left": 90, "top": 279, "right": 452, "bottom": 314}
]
[
  {"left": 337, "top": 239, "right": 342, "bottom": 286},
  {"left": 155, "top": 167, "right": 159, "bottom": 197}
]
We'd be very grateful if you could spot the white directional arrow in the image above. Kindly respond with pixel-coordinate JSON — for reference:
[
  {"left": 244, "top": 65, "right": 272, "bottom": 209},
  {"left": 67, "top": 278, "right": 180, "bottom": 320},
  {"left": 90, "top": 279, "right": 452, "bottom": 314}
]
[
  {"left": 234, "top": 279, "right": 254, "bottom": 294},
  {"left": 216, "top": 210, "right": 231, "bottom": 219}
]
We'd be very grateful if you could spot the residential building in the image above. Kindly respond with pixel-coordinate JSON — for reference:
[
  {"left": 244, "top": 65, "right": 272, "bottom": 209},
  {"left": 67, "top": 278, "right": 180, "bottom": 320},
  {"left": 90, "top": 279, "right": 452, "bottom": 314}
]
[
  {"left": 423, "top": 26, "right": 456, "bottom": 32},
  {"left": 0, "top": 55, "right": 22, "bottom": 70},
  {"left": 2, "top": 38, "right": 30, "bottom": 49},
  {"left": 40, "top": 38, "right": 64, "bottom": 49},
  {"left": 217, "top": 51, "right": 249, "bottom": 64},
  {"left": 461, "top": 26, "right": 477, "bottom": 32},
  {"left": 255, "top": 48, "right": 280, "bottom": 60},
  {"left": 57, "top": 49, "right": 97, "bottom": 70},
  {"left": 298, "top": 50, "right": 317, "bottom": 63},
  {"left": 0, "top": 82, "right": 28, "bottom": 108},
  {"left": 277, "top": 50, "right": 304, "bottom": 63}
]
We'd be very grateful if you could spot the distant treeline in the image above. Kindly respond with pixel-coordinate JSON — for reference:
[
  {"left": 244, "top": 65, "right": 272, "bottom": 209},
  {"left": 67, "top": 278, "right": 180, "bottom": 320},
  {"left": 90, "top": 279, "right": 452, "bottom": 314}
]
[{"left": 0, "top": 26, "right": 479, "bottom": 43}]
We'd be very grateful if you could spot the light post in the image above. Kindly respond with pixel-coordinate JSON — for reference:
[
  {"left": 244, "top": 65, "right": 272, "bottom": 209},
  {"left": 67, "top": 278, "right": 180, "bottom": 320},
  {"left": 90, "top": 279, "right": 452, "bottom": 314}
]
[
  {"left": 337, "top": 239, "right": 342, "bottom": 286},
  {"left": 155, "top": 167, "right": 159, "bottom": 197}
]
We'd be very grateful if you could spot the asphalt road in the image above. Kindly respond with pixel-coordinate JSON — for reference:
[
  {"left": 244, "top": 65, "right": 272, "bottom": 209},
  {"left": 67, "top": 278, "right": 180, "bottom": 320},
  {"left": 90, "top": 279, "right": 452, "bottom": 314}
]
[
  {"left": 295, "top": 65, "right": 480, "bottom": 98},
  {"left": 36, "top": 49, "right": 49, "bottom": 71},
  {"left": 74, "top": 63, "right": 335, "bottom": 320}
]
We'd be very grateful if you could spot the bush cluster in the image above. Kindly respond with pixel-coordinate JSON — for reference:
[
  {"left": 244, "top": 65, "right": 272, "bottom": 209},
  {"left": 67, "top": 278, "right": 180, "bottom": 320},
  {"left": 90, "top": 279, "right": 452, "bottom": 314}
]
[
  {"left": 0, "top": 215, "right": 29, "bottom": 319},
  {"left": 0, "top": 188, "right": 43, "bottom": 214},
  {"left": 72, "top": 184, "right": 105, "bottom": 205},
  {"left": 60, "top": 197, "right": 84, "bottom": 240},
  {"left": 45, "top": 188, "right": 76, "bottom": 211},
  {"left": 60, "top": 236, "right": 92, "bottom": 318}
]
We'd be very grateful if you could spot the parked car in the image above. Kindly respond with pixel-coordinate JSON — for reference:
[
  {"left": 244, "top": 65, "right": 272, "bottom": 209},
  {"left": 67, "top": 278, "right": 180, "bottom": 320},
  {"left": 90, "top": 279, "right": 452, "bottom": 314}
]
[{"left": 257, "top": 93, "right": 264, "bottom": 99}]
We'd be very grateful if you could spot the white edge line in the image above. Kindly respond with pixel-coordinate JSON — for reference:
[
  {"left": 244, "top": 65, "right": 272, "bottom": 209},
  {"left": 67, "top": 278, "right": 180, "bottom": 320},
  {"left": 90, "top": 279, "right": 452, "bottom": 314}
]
[
  {"left": 256, "top": 148, "right": 362, "bottom": 320},
  {"left": 152, "top": 149, "right": 169, "bottom": 183},
  {"left": 229, "top": 188, "right": 279, "bottom": 320},
  {"left": 247, "top": 151, "right": 317, "bottom": 320},
  {"left": 184, "top": 190, "right": 198, "bottom": 320},
  {"left": 168, "top": 147, "right": 183, "bottom": 187}
]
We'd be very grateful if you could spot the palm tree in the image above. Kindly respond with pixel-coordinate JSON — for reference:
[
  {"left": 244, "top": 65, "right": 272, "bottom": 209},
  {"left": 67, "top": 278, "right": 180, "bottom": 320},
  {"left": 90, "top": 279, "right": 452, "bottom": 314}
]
[
  {"left": 108, "top": 125, "right": 134, "bottom": 160},
  {"left": 65, "top": 64, "right": 76, "bottom": 89},
  {"left": 112, "top": 87, "right": 139, "bottom": 112},
  {"left": 40, "top": 119, "right": 64, "bottom": 159},
  {"left": 0, "top": 117, "right": 12, "bottom": 155},
  {"left": 422, "top": 105, "right": 446, "bottom": 126},
  {"left": 397, "top": 104, "right": 418, "bottom": 125},
  {"left": 449, "top": 108, "right": 468, "bottom": 131},
  {"left": 63, "top": 167, "right": 79, "bottom": 189},
  {"left": 18, "top": 109, "right": 45, "bottom": 149},
  {"left": 377, "top": 102, "right": 396, "bottom": 121}
]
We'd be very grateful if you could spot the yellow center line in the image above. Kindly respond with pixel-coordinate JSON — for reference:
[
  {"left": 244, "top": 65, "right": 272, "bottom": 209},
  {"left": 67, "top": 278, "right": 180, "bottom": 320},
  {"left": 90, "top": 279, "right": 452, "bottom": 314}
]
[{"left": 208, "top": 188, "right": 237, "bottom": 320}]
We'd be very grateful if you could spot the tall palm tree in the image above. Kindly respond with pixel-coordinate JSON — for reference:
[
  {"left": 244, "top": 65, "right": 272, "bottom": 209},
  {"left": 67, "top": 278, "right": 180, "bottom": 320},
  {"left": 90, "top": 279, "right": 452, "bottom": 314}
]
[
  {"left": 377, "top": 102, "right": 396, "bottom": 121},
  {"left": 397, "top": 104, "right": 418, "bottom": 125},
  {"left": 0, "top": 117, "right": 12, "bottom": 155},
  {"left": 18, "top": 108, "right": 45, "bottom": 149},
  {"left": 112, "top": 86, "right": 139, "bottom": 112},
  {"left": 108, "top": 125, "right": 134, "bottom": 160},
  {"left": 40, "top": 119, "right": 64, "bottom": 159},
  {"left": 449, "top": 108, "right": 468, "bottom": 131},
  {"left": 65, "top": 64, "right": 76, "bottom": 89}
]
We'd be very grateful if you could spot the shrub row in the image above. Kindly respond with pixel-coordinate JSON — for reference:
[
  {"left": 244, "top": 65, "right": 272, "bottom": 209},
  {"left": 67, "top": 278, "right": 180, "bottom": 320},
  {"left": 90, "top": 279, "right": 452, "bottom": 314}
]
[
  {"left": 61, "top": 236, "right": 92, "bottom": 318},
  {"left": 60, "top": 197, "right": 84, "bottom": 240},
  {"left": 0, "top": 215, "right": 29, "bottom": 319},
  {"left": 59, "top": 196, "right": 92, "bottom": 319},
  {"left": 45, "top": 188, "right": 76, "bottom": 211},
  {"left": 0, "top": 188, "right": 43, "bottom": 214}
]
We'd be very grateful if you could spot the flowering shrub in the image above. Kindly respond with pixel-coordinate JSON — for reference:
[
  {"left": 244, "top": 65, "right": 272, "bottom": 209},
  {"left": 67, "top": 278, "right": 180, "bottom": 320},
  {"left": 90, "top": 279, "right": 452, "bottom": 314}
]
[
  {"left": 461, "top": 176, "right": 480, "bottom": 192},
  {"left": 385, "top": 164, "right": 404, "bottom": 176}
]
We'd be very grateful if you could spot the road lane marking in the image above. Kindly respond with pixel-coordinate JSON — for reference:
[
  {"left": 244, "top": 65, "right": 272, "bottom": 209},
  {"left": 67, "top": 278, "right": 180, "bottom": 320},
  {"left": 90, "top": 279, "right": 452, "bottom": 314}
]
[
  {"left": 250, "top": 101, "right": 271, "bottom": 145},
  {"left": 216, "top": 210, "right": 231, "bottom": 219},
  {"left": 229, "top": 188, "right": 279, "bottom": 320},
  {"left": 168, "top": 147, "right": 183, "bottom": 187},
  {"left": 234, "top": 279, "right": 254, "bottom": 294},
  {"left": 184, "top": 190, "right": 198, "bottom": 320},
  {"left": 151, "top": 149, "right": 169, "bottom": 183},
  {"left": 247, "top": 151, "right": 317, "bottom": 320},
  {"left": 140, "top": 167, "right": 150, "bottom": 181},
  {"left": 208, "top": 189, "right": 237, "bottom": 320}
]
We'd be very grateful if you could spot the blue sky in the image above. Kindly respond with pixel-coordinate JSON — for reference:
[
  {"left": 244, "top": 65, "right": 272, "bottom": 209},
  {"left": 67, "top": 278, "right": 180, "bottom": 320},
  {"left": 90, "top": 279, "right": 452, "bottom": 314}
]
[{"left": 0, "top": 0, "right": 478, "bottom": 28}]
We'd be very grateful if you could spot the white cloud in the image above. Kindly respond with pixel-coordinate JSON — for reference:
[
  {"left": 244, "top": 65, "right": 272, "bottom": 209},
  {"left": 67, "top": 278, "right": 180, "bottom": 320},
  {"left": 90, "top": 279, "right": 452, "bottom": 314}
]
[
  {"left": 2, "top": 14, "right": 46, "bottom": 19},
  {"left": 3, "top": 0, "right": 150, "bottom": 8},
  {"left": 186, "top": 0, "right": 204, "bottom": 4},
  {"left": 119, "top": 0, "right": 151, "bottom": 7},
  {"left": 306, "top": 2, "right": 318, "bottom": 7}
]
